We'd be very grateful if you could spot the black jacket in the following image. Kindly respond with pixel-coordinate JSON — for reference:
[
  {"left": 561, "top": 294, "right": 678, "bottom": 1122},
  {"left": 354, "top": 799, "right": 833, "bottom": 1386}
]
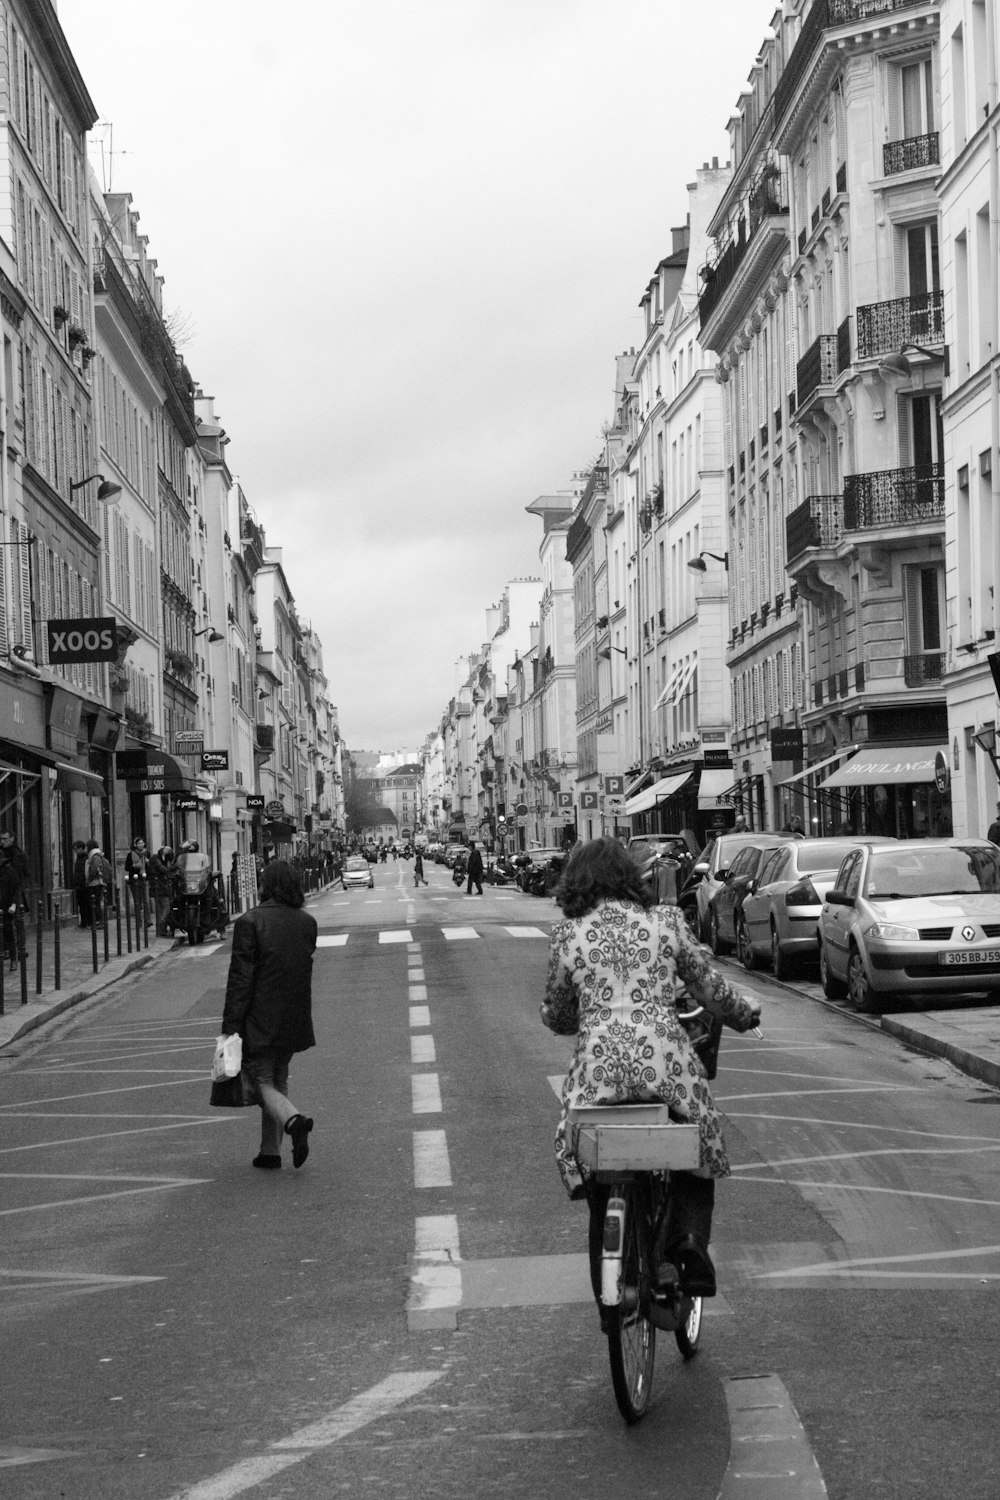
[
  {"left": 222, "top": 899, "right": 318, "bottom": 1054},
  {"left": 466, "top": 847, "right": 484, "bottom": 880}
]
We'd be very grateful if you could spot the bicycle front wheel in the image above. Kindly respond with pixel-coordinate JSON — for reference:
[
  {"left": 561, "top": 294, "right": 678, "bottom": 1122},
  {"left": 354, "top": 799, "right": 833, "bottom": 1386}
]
[
  {"left": 674, "top": 1295, "right": 703, "bottom": 1360},
  {"left": 606, "top": 1182, "right": 656, "bottom": 1423}
]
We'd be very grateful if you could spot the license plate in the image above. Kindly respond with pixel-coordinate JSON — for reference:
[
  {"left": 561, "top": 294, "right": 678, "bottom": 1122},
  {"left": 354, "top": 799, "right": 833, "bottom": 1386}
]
[{"left": 940, "top": 949, "right": 1000, "bottom": 966}]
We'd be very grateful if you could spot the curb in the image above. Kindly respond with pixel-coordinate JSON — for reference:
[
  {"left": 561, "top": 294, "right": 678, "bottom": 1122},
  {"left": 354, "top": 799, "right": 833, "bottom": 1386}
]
[
  {"left": 0, "top": 949, "right": 166, "bottom": 1049},
  {"left": 880, "top": 1015, "right": 1000, "bottom": 1091}
]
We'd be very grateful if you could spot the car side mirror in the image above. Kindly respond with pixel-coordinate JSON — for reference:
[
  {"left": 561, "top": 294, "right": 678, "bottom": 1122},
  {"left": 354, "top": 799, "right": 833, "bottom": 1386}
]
[{"left": 826, "top": 889, "right": 854, "bottom": 907}]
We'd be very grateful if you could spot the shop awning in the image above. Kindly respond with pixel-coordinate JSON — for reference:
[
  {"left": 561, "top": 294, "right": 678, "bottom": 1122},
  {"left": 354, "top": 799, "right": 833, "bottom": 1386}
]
[
  {"left": 624, "top": 772, "right": 692, "bottom": 816},
  {"left": 819, "top": 745, "right": 941, "bottom": 789},
  {"left": 776, "top": 746, "right": 859, "bottom": 788},
  {"left": 119, "top": 750, "right": 195, "bottom": 793},
  {"left": 0, "top": 756, "right": 41, "bottom": 818},
  {"left": 697, "top": 767, "right": 738, "bottom": 809},
  {"left": 55, "top": 762, "right": 105, "bottom": 797},
  {"left": 624, "top": 769, "right": 653, "bottom": 800}
]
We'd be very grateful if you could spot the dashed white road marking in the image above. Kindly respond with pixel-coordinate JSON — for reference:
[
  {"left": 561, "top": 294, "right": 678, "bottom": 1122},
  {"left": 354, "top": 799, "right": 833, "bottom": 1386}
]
[
  {"left": 442, "top": 927, "right": 478, "bottom": 941},
  {"left": 409, "top": 983, "right": 428, "bottom": 1001},
  {"left": 407, "top": 1215, "right": 461, "bottom": 1331},
  {"left": 413, "top": 1130, "right": 451, "bottom": 1187},
  {"left": 160, "top": 1371, "right": 444, "bottom": 1500},
  {"left": 379, "top": 930, "right": 413, "bottom": 944},
  {"left": 316, "top": 934, "right": 349, "bottom": 947},
  {"left": 408, "top": 967, "right": 425, "bottom": 981},
  {"left": 412, "top": 1074, "right": 442, "bottom": 1113},
  {"left": 411, "top": 1035, "right": 436, "bottom": 1065},
  {"left": 503, "top": 926, "right": 547, "bottom": 938},
  {"left": 409, "top": 1006, "right": 430, "bottom": 1028}
]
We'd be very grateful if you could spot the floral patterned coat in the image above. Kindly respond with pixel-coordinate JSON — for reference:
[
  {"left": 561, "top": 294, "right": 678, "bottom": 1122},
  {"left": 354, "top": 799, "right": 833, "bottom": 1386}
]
[{"left": 541, "top": 899, "right": 757, "bottom": 1196}]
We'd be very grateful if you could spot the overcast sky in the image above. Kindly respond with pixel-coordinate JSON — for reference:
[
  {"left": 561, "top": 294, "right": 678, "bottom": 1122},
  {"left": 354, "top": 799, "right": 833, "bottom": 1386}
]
[{"left": 56, "top": 0, "right": 773, "bottom": 753}]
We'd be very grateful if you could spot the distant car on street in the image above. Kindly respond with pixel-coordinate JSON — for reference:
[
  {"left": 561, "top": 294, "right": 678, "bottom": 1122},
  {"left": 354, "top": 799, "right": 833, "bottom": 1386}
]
[
  {"left": 680, "top": 831, "right": 794, "bottom": 942},
  {"left": 342, "top": 855, "right": 374, "bottom": 891}
]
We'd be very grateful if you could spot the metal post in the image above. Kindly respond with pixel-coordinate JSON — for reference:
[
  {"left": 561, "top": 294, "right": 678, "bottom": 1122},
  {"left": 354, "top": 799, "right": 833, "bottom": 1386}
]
[
  {"left": 18, "top": 911, "right": 27, "bottom": 1005},
  {"left": 35, "top": 897, "right": 43, "bottom": 996},
  {"left": 124, "top": 880, "right": 133, "bottom": 954},
  {"left": 104, "top": 891, "right": 111, "bottom": 964},
  {"left": 0, "top": 928, "right": 4, "bottom": 1014},
  {"left": 53, "top": 898, "right": 61, "bottom": 991},
  {"left": 113, "top": 884, "right": 121, "bottom": 957},
  {"left": 142, "top": 882, "right": 150, "bottom": 949},
  {"left": 91, "top": 901, "right": 99, "bottom": 973}
]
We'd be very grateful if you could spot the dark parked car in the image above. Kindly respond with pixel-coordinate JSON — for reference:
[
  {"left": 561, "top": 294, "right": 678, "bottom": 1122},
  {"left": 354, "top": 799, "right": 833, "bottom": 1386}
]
[
  {"left": 708, "top": 839, "right": 790, "bottom": 955},
  {"left": 680, "top": 831, "right": 795, "bottom": 941}
]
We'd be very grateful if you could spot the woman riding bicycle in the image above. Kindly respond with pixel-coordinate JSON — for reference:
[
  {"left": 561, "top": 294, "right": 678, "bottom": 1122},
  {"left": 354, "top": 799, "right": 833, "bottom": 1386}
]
[{"left": 541, "top": 837, "right": 760, "bottom": 1304}]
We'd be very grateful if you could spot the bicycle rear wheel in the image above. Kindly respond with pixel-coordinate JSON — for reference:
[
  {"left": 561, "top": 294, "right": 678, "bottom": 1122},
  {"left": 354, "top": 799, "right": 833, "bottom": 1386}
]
[{"left": 605, "top": 1181, "right": 656, "bottom": 1423}]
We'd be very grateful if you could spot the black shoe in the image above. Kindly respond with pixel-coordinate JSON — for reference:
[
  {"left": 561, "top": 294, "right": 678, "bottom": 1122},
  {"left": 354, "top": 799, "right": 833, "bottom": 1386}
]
[
  {"left": 285, "top": 1114, "right": 313, "bottom": 1169},
  {"left": 667, "top": 1235, "right": 716, "bottom": 1298},
  {"left": 252, "top": 1154, "right": 281, "bottom": 1170}
]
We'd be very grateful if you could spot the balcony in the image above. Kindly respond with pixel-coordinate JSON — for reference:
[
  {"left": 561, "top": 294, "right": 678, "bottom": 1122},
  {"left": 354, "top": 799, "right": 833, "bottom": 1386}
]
[
  {"left": 855, "top": 291, "right": 944, "bottom": 359},
  {"left": 903, "top": 652, "right": 945, "bottom": 687},
  {"left": 883, "top": 132, "right": 940, "bottom": 176},
  {"left": 843, "top": 464, "right": 944, "bottom": 531},
  {"left": 698, "top": 162, "right": 789, "bottom": 330},
  {"left": 786, "top": 494, "right": 843, "bottom": 563},
  {"left": 796, "top": 334, "right": 839, "bottom": 409},
  {"left": 774, "top": 0, "right": 932, "bottom": 127}
]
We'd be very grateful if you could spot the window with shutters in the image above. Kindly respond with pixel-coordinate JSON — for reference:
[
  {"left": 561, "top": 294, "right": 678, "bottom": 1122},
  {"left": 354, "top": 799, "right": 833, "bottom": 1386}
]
[
  {"left": 11, "top": 517, "right": 33, "bottom": 653},
  {"left": 904, "top": 565, "right": 943, "bottom": 656}
]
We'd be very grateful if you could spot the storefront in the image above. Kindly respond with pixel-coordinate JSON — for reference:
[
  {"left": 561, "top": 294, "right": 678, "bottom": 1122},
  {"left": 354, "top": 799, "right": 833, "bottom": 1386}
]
[{"left": 817, "top": 744, "right": 952, "bottom": 838}]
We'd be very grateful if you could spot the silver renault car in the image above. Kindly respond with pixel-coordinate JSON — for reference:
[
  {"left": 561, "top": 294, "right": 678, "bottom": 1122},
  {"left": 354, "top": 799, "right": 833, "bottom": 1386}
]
[{"left": 817, "top": 839, "right": 1000, "bottom": 1012}]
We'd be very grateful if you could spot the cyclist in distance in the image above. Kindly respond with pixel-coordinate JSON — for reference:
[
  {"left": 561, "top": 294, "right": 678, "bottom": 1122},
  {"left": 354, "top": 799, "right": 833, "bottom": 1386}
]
[{"left": 541, "top": 837, "right": 760, "bottom": 1306}]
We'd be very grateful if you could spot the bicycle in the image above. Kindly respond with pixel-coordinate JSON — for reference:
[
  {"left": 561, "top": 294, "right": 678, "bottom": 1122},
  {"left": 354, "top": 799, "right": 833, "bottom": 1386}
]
[{"left": 567, "top": 1006, "right": 753, "bottom": 1424}]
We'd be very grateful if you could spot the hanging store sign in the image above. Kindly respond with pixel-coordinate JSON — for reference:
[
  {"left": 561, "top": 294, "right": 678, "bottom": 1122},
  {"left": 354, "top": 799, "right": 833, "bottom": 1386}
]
[
  {"left": 174, "top": 794, "right": 199, "bottom": 811},
  {"left": 46, "top": 617, "right": 118, "bottom": 664},
  {"left": 246, "top": 794, "right": 265, "bottom": 812},
  {"left": 770, "top": 728, "right": 804, "bottom": 761},
  {"left": 201, "top": 749, "right": 229, "bottom": 772}
]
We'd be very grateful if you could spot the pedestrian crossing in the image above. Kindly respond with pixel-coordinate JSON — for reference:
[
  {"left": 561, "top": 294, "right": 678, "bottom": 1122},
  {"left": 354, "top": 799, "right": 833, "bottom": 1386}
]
[{"left": 315, "top": 925, "right": 549, "bottom": 948}]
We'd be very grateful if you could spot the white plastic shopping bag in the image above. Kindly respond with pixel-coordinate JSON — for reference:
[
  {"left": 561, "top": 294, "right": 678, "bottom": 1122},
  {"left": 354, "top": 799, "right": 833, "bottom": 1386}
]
[{"left": 211, "top": 1033, "right": 243, "bottom": 1081}]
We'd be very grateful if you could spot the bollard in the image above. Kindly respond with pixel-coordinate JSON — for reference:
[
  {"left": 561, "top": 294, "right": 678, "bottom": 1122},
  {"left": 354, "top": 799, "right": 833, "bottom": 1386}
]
[
  {"left": 103, "top": 892, "right": 111, "bottom": 965},
  {"left": 18, "top": 911, "right": 27, "bottom": 1005},
  {"left": 124, "top": 881, "right": 133, "bottom": 954},
  {"left": 54, "top": 897, "right": 61, "bottom": 991},
  {"left": 142, "top": 883, "right": 150, "bottom": 949},
  {"left": 0, "top": 928, "right": 4, "bottom": 1015},
  {"left": 91, "top": 900, "right": 100, "bottom": 973},
  {"left": 35, "top": 897, "right": 43, "bottom": 996},
  {"left": 113, "top": 887, "right": 121, "bottom": 959}
]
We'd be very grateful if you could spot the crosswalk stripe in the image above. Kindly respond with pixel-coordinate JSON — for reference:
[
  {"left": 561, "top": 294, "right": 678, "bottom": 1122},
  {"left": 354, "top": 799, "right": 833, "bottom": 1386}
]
[
  {"left": 503, "top": 926, "right": 546, "bottom": 938},
  {"left": 441, "top": 927, "right": 479, "bottom": 941},
  {"left": 316, "top": 935, "right": 349, "bottom": 947},
  {"left": 379, "top": 930, "right": 413, "bottom": 944}
]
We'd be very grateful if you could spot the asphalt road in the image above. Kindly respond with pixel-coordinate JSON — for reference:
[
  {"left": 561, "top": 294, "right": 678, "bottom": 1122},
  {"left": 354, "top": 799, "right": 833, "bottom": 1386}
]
[{"left": 2, "top": 858, "right": 999, "bottom": 1499}]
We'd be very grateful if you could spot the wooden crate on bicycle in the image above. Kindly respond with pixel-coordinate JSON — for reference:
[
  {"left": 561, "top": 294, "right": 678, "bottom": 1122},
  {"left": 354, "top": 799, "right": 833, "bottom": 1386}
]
[{"left": 567, "top": 1104, "right": 701, "bottom": 1173}]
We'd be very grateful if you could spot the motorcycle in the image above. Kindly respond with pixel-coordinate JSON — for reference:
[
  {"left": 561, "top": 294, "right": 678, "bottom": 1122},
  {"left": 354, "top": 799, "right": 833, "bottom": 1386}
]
[{"left": 169, "top": 854, "right": 228, "bottom": 945}]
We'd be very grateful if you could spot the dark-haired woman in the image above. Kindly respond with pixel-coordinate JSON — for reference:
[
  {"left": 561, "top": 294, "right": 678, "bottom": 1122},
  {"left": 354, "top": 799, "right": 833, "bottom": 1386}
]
[
  {"left": 222, "top": 860, "right": 318, "bottom": 1170},
  {"left": 541, "top": 836, "right": 759, "bottom": 1301}
]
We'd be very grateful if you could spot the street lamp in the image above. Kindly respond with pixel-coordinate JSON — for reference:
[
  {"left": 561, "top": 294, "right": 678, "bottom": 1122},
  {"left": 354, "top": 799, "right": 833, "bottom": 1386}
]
[
  {"left": 878, "top": 343, "right": 950, "bottom": 379},
  {"left": 687, "top": 551, "right": 729, "bottom": 573},
  {"left": 69, "top": 474, "right": 122, "bottom": 504},
  {"left": 972, "top": 725, "right": 1000, "bottom": 778},
  {"left": 194, "top": 626, "right": 224, "bottom": 643}
]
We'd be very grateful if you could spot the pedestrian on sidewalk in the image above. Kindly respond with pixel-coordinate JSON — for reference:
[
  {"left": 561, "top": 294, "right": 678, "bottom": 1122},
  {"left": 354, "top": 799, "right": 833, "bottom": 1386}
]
[
  {"left": 465, "top": 839, "right": 484, "bottom": 896},
  {"left": 124, "top": 836, "right": 150, "bottom": 932},
  {"left": 0, "top": 846, "right": 20, "bottom": 970},
  {"left": 72, "top": 840, "right": 91, "bottom": 929},
  {"left": 84, "top": 838, "right": 112, "bottom": 928},
  {"left": 413, "top": 849, "right": 428, "bottom": 886},
  {"left": 222, "top": 859, "right": 317, "bottom": 1171},
  {"left": 0, "top": 830, "right": 31, "bottom": 913},
  {"left": 148, "top": 846, "right": 176, "bottom": 936}
]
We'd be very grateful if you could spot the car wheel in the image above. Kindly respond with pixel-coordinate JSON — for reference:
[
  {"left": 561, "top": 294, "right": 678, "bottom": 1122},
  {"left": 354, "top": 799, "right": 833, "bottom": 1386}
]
[
  {"left": 847, "top": 946, "right": 880, "bottom": 1013},
  {"left": 737, "top": 915, "right": 758, "bottom": 971},
  {"left": 680, "top": 902, "right": 699, "bottom": 940},
  {"left": 709, "top": 907, "right": 730, "bottom": 956},
  {"left": 818, "top": 939, "right": 847, "bottom": 998},
  {"left": 770, "top": 922, "right": 792, "bottom": 981}
]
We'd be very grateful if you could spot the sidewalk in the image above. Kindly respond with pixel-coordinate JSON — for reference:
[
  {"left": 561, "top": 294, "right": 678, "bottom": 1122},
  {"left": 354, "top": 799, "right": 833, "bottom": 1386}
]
[
  {"left": 882, "top": 1006, "right": 1000, "bottom": 1090},
  {"left": 0, "top": 914, "right": 181, "bottom": 1051}
]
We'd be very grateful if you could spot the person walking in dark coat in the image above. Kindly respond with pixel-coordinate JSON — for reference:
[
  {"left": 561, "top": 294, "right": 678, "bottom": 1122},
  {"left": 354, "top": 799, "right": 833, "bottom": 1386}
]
[
  {"left": 222, "top": 860, "right": 317, "bottom": 1170},
  {"left": 0, "top": 830, "right": 30, "bottom": 911},
  {"left": 148, "top": 847, "right": 175, "bottom": 936},
  {"left": 465, "top": 839, "right": 484, "bottom": 896},
  {"left": 0, "top": 848, "right": 20, "bottom": 969},
  {"left": 413, "top": 849, "right": 428, "bottom": 886},
  {"left": 72, "top": 840, "right": 91, "bottom": 928}
]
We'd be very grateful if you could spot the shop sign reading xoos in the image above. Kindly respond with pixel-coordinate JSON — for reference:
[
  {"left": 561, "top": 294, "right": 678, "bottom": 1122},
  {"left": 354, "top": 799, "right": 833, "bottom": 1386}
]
[{"left": 47, "top": 617, "right": 119, "bottom": 664}]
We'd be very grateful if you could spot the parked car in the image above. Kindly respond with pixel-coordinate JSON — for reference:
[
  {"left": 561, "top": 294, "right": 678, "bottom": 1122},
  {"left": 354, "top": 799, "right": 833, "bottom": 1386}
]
[
  {"left": 443, "top": 844, "right": 467, "bottom": 868},
  {"left": 708, "top": 839, "right": 790, "bottom": 956},
  {"left": 679, "top": 831, "right": 794, "bottom": 942},
  {"left": 342, "top": 855, "right": 375, "bottom": 890},
  {"left": 817, "top": 838, "right": 1000, "bottom": 1013},
  {"left": 741, "top": 836, "right": 896, "bottom": 977}
]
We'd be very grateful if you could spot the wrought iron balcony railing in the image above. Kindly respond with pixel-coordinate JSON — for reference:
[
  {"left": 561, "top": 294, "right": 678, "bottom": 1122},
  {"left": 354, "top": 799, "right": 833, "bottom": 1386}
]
[
  {"left": 883, "top": 132, "right": 940, "bottom": 175},
  {"left": 903, "top": 652, "right": 946, "bottom": 687},
  {"left": 775, "top": 0, "right": 933, "bottom": 126},
  {"left": 796, "top": 334, "right": 839, "bottom": 409},
  {"left": 843, "top": 464, "right": 944, "bottom": 530},
  {"left": 855, "top": 291, "right": 944, "bottom": 359},
  {"left": 786, "top": 494, "right": 843, "bottom": 562}
]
